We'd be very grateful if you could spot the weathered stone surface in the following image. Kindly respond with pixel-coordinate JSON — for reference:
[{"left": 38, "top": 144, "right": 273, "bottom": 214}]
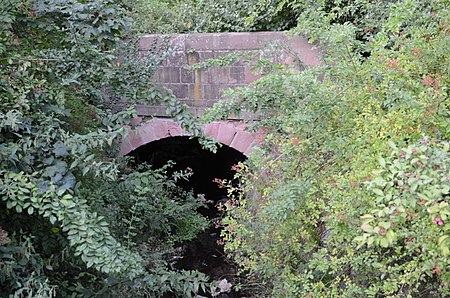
[
  {"left": 229, "top": 67, "right": 245, "bottom": 84},
  {"left": 180, "top": 68, "right": 194, "bottom": 83},
  {"left": 152, "top": 119, "right": 172, "bottom": 139},
  {"left": 203, "top": 122, "right": 220, "bottom": 139},
  {"left": 166, "top": 51, "right": 186, "bottom": 66},
  {"left": 217, "top": 123, "right": 237, "bottom": 145},
  {"left": 158, "top": 67, "right": 180, "bottom": 83},
  {"left": 230, "top": 130, "right": 254, "bottom": 153},
  {"left": 244, "top": 68, "right": 260, "bottom": 84},
  {"left": 210, "top": 68, "right": 230, "bottom": 84},
  {"left": 201, "top": 85, "right": 222, "bottom": 100},
  {"left": 139, "top": 125, "right": 157, "bottom": 145},
  {"left": 138, "top": 32, "right": 320, "bottom": 118},
  {"left": 119, "top": 137, "right": 133, "bottom": 156},
  {"left": 166, "top": 84, "right": 189, "bottom": 98},
  {"left": 120, "top": 32, "right": 321, "bottom": 156},
  {"left": 127, "top": 130, "right": 143, "bottom": 149}
]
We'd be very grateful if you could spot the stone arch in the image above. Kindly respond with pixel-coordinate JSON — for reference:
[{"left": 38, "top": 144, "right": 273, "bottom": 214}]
[{"left": 119, "top": 118, "right": 264, "bottom": 156}]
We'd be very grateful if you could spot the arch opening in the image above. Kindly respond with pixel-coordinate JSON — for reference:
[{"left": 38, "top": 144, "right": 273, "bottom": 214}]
[{"left": 128, "top": 136, "right": 246, "bottom": 296}]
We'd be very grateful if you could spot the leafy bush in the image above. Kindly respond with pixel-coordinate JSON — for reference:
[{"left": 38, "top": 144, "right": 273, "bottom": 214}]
[
  {"left": 125, "top": 0, "right": 297, "bottom": 34},
  {"left": 206, "top": 0, "right": 450, "bottom": 296},
  {"left": 0, "top": 0, "right": 211, "bottom": 296}
]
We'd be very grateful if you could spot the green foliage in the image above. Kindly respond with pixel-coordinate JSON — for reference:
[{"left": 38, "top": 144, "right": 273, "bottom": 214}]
[
  {"left": 0, "top": 0, "right": 211, "bottom": 296},
  {"left": 207, "top": 0, "right": 450, "bottom": 296},
  {"left": 83, "top": 163, "right": 209, "bottom": 250},
  {"left": 125, "top": 0, "right": 297, "bottom": 34},
  {"left": 0, "top": 233, "right": 56, "bottom": 297}
]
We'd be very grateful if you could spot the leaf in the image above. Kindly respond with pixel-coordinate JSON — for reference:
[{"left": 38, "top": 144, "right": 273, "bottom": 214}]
[
  {"left": 385, "top": 230, "right": 395, "bottom": 244},
  {"left": 379, "top": 221, "right": 391, "bottom": 229},
  {"left": 379, "top": 237, "right": 389, "bottom": 248},
  {"left": 372, "top": 188, "right": 384, "bottom": 196},
  {"left": 438, "top": 235, "right": 449, "bottom": 246},
  {"left": 388, "top": 140, "right": 397, "bottom": 149},
  {"left": 378, "top": 157, "right": 386, "bottom": 168},
  {"left": 53, "top": 141, "right": 69, "bottom": 157},
  {"left": 82, "top": 167, "right": 89, "bottom": 176},
  {"left": 70, "top": 160, "right": 78, "bottom": 169},
  {"left": 85, "top": 154, "right": 95, "bottom": 162},
  {"left": 361, "top": 222, "right": 373, "bottom": 233},
  {"left": 427, "top": 206, "right": 440, "bottom": 214},
  {"left": 441, "top": 245, "right": 450, "bottom": 257},
  {"left": 49, "top": 215, "right": 57, "bottom": 224},
  {"left": 361, "top": 214, "right": 374, "bottom": 219},
  {"left": 367, "top": 236, "right": 374, "bottom": 246}
]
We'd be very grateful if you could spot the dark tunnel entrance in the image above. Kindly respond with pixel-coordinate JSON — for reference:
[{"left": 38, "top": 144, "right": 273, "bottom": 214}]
[{"left": 128, "top": 136, "right": 247, "bottom": 297}]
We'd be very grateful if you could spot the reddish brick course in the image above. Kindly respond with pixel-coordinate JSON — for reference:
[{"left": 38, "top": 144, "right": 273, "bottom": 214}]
[{"left": 120, "top": 119, "right": 263, "bottom": 156}]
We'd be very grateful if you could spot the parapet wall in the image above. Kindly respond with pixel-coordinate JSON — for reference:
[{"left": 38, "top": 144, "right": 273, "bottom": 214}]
[{"left": 136, "top": 32, "right": 321, "bottom": 119}]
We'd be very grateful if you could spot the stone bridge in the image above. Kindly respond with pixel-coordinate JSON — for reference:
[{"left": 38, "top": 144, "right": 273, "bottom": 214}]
[{"left": 120, "top": 32, "right": 320, "bottom": 156}]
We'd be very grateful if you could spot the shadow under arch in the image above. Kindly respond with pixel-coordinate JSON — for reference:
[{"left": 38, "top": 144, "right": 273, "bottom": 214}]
[
  {"left": 127, "top": 136, "right": 247, "bottom": 290},
  {"left": 127, "top": 136, "right": 246, "bottom": 209}
]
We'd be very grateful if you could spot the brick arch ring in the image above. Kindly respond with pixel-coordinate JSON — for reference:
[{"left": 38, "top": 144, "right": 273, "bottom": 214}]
[{"left": 119, "top": 118, "right": 264, "bottom": 156}]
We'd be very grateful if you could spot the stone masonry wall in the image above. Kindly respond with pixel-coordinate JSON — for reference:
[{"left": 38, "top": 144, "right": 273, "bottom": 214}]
[{"left": 135, "top": 32, "right": 320, "bottom": 119}]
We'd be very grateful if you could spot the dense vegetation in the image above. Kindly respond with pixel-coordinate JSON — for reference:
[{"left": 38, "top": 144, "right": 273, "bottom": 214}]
[
  {"left": 1, "top": 0, "right": 449, "bottom": 297},
  {"left": 0, "top": 0, "right": 214, "bottom": 296},
  {"left": 201, "top": 0, "right": 450, "bottom": 296}
]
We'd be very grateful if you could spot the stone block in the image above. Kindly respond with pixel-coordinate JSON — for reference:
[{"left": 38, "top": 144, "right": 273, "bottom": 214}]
[
  {"left": 166, "top": 51, "right": 186, "bottom": 66},
  {"left": 244, "top": 68, "right": 260, "bottom": 84},
  {"left": 152, "top": 119, "right": 171, "bottom": 139},
  {"left": 180, "top": 68, "right": 194, "bottom": 83},
  {"left": 298, "top": 50, "right": 321, "bottom": 66},
  {"left": 227, "top": 32, "right": 260, "bottom": 50},
  {"left": 166, "top": 84, "right": 189, "bottom": 99},
  {"left": 185, "top": 33, "right": 215, "bottom": 50},
  {"left": 179, "top": 98, "right": 197, "bottom": 106},
  {"left": 159, "top": 67, "right": 180, "bottom": 83},
  {"left": 152, "top": 68, "right": 163, "bottom": 81},
  {"left": 198, "top": 69, "right": 211, "bottom": 84},
  {"left": 229, "top": 66, "right": 245, "bottom": 84},
  {"left": 203, "top": 122, "right": 221, "bottom": 139},
  {"left": 127, "top": 130, "right": 143, "bottom": 149},
  {"left": 211, "top": 34, "right": 230, "bottom": 50},
  {"left": 119, "top": 138, "right": 133, "bottom": 156},
  {"left": 217, "top": 123, "right": 237, "bottom": 145},
  {"left": 167, "top": 122, "right": 183, "bottom": 136},
  {"left": 135, "top": 105, "right": 167, "bottom": 117},
  {"left": 188, "top": 84, "right": 202, "bottom": 105},
  {"left": 140, "top": 125, "right": 157, "bottom": 144},
  {"left": 256, "top": 31, "right": 282, "bottom": 41},
  {"left": 199, "top": 51, "right": 215, "bottom": 60},
  {"left": 201, "top": 85, "right": 222, "bottom": 100},
  {"left": 139, "top": 34, "right": 186, "bottom": 51},
  {"left": 210, "top": 68, "right": 230, "bottom": 84},
  {"left": 283, "top": 34, "right": 316, "bottom": 51},
  {"left": 230, "top": 130, "right": 254, "bottom": 153}
]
